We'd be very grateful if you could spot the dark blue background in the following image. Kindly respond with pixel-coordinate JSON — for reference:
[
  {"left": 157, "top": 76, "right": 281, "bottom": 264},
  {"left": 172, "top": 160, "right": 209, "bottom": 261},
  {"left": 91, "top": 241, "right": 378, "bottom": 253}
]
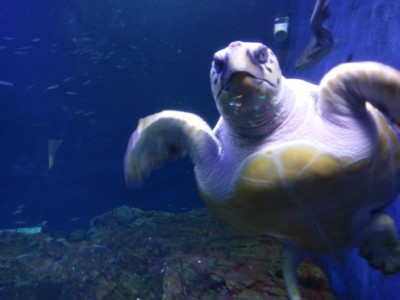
[
  {"left": 0, "top": 0, "right": 292, "bottom": 231},
  {"left": 1, "top": 0, "right": 399, "bottom": 237}
]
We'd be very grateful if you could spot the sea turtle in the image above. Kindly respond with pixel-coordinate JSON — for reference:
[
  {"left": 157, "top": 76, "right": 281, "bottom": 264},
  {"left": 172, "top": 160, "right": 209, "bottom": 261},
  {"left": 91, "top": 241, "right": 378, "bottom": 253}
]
[{"left": 124, "top": 41, "right": 400, "bottom": 299}]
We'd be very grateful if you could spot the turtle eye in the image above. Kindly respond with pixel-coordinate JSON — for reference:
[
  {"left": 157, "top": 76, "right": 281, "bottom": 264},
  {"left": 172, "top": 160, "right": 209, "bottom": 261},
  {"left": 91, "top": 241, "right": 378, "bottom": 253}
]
[{"left": 254, "top": 46, "right": 269, "bottom": 64}]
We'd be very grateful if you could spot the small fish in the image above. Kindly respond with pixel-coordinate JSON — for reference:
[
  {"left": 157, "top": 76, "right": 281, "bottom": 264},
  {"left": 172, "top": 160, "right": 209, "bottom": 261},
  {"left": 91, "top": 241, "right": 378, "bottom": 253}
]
[
  {"left": 32, "top": 38, "right": 41, "bottom": 42},
  {"left": 116, "top": 64, "right": 127, "bottom": 70},
  {"left": 65, "top": 91, "right": 77, "bottom": 96},
  {"left": 3, "top": 37, "right": 14, "bottom": 40},
  {"left": 14, "top": 253, "right": 33, "bottom": 259},
  {"left": 12, "top": 209, "right": 22, "bottom": 215},
  {"left": 295, "top": 0, "right": 334, "bottom": 69},
  {"left": 80, "top": 37, "right": 93, "bottom": 42},
  {"left": 46, "top": 84, "right": 60, "bottom": 90},
  {"left": 83, "top": 80, "right": 92, "bottom": 86},
  {"left": 13, "top": 220, "right": 27, "bottom": 225},
  {"left": 0, "top": 80, "right": 14, "bottom": 87},
  {"left": 63, "top": 76, "right": 74, "bottom": 82},
  {"left": 48, "top": 139, "right": 63, "bottom": 169}
]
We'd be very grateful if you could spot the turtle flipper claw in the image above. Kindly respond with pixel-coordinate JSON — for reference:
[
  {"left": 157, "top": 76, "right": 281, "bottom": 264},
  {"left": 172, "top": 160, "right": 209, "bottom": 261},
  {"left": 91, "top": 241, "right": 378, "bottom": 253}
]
[
  {"left": 360, "top": 213, "right": 400, "bottom": 275},
  {"left": 361, "top": 241, "right": 400, "bottom": 275}
]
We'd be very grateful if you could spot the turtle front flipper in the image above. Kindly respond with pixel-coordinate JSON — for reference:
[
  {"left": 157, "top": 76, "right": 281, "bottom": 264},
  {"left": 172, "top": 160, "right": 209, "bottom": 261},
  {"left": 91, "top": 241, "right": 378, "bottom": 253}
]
[
  {"left": 318, "top": 62, "right": 400, "bottom": 126},
  {"left": 124, "top": 110, "right": 220, "bottom": 186}
]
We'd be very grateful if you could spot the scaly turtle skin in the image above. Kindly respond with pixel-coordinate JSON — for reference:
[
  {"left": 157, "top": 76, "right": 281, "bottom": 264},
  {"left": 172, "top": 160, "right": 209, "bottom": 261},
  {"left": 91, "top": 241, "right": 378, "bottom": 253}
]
[{"left": 124, "top": 41, "right": 400, "bottom": 299}]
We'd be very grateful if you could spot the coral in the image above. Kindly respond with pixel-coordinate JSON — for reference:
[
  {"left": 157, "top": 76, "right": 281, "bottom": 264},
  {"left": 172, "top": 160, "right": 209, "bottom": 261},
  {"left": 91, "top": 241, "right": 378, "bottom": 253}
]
[{"left": 0, "top": 207, "right": 334, "bottom": 299}]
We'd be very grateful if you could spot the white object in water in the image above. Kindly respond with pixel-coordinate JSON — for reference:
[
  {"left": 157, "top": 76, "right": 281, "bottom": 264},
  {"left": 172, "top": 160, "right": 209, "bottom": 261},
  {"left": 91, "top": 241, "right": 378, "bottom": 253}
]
[
  {"left": 0, "top": 226, "right": 43, "bottom": 235},
  {"left": 274, "top": 14, "right": 290, "bottom": 42}
]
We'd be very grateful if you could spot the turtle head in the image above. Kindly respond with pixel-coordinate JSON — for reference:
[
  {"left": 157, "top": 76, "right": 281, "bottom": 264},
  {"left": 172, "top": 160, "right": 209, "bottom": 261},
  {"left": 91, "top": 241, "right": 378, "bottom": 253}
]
[{"left": 210, "top": 41, "right": 286, "bottom": 137}]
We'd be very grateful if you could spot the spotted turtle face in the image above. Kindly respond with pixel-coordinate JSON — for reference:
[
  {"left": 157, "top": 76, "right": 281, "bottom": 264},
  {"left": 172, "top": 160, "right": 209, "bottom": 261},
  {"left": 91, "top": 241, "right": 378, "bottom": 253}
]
[{"left": 210, "top": 41, "right": 282, "bottom": 136}]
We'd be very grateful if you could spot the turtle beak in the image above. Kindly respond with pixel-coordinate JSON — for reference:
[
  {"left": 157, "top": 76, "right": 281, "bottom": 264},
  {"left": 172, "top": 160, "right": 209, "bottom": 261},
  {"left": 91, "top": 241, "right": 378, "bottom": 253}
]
[
  {"left": 220, "top": 72, "right": 260, "bottom": 95},
  {"left": 220, "top": 71, "right": 275, "bottom": 99}
]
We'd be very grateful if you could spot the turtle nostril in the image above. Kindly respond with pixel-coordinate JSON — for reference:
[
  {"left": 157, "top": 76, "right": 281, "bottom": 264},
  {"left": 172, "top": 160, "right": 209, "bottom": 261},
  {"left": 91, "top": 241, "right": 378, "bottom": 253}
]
[{"left": 213, "top": 55, "right": 224, "bottom": 74}]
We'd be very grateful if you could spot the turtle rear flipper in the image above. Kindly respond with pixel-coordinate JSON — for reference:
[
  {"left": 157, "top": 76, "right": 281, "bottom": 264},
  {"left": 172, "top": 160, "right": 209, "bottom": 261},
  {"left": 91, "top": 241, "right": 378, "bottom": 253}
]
[{"left": 360, "top": 212, "right": 400, "bottom": 275}]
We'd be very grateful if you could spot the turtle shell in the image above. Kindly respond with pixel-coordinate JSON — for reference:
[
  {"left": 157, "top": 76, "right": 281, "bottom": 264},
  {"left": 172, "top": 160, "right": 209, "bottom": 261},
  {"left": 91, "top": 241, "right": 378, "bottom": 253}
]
[{"left": 202, "top": 113, "right": 400, "bottom": 254}]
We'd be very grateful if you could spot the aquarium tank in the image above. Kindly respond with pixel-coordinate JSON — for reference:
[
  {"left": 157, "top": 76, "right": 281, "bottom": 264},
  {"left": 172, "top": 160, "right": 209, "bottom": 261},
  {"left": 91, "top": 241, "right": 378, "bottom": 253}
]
[{"left": 0, "top": 0, "right": 400, "bottom": 299}]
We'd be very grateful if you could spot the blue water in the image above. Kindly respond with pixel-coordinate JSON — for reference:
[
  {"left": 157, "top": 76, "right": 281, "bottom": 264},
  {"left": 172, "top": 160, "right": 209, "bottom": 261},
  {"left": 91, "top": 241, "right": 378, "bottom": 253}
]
[
  {"left": 0, "top": 0, "right": 291, "bottom": 232},
  {"left": 1, "top": 0, "right": 400, "bottom": 228}
]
